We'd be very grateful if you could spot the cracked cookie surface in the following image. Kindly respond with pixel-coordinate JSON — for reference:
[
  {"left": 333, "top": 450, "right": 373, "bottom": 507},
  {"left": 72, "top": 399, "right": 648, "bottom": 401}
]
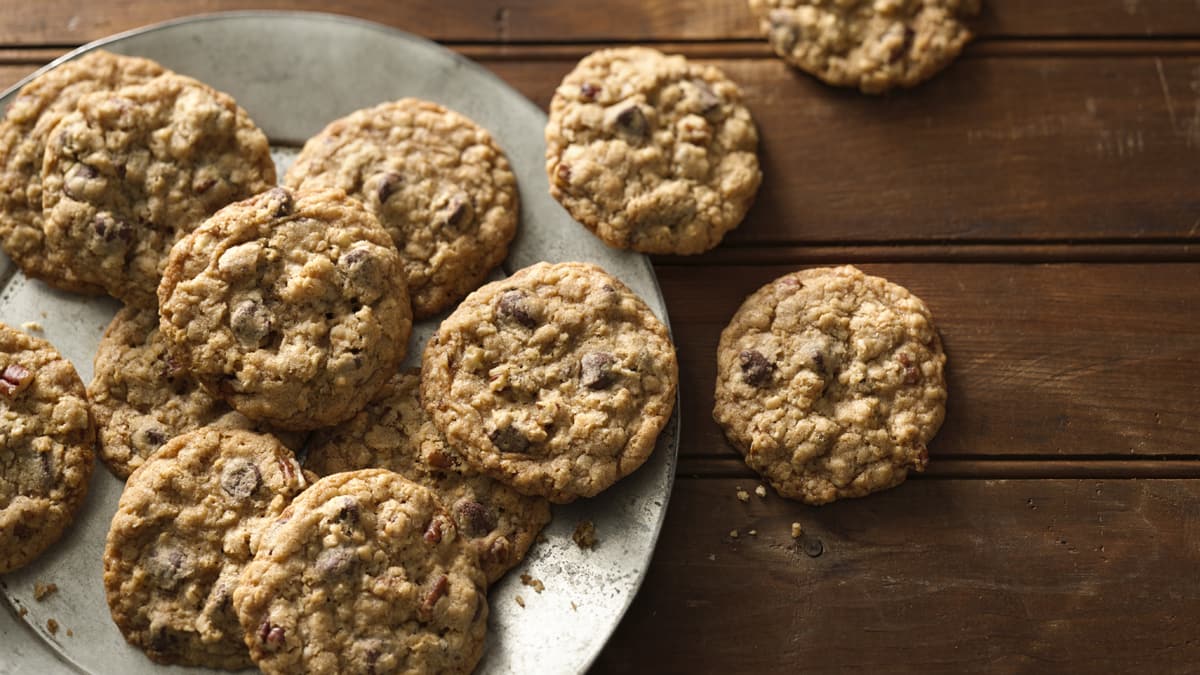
[
  {"left": 41, "top": 71, "right": 275, "bottom": 307},
  {"left": 305, "top": 369, "right": 551, "bottom": 584},
  {"left": 0, "top": 50, "right": 166, "bottom": 293},
  {"left": 713, "top": 265, "right": 947, "bottom": 505},
  {"left": 421, "top": 262, "right": 678, "bottom": 503},
  {"left": 0, "top": 324, "right": 95, "bottom": 573},
  {"left": 233, "top": 469, "right": 488, "bottom": 675},
  {"left": 286, "top": 98, "right": 519, "bottom": 319},
  {"left": 158, "top": 187, "right": 411, "bottom": 430},
  {"left": 749, "top": 0, "right": 980, "bottom": 93},
  {"left": 103, "top": 428, "right": 310, "bottom": 668},
  {"left": 545, "top": 47, "right": 761, "bottom": 254}
]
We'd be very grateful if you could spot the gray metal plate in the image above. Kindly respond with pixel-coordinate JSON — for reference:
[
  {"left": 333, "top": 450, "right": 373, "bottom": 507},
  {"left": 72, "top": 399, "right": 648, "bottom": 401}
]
[{"left": 0, "top": 12, "right": 678, "bottom": 674}]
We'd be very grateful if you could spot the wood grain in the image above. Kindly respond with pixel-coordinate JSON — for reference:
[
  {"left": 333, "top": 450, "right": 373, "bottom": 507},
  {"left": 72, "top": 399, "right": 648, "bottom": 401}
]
[
  {"left": 593, "top": 477, "right": 1200, "bottom": 673},
  {"left": 0, "top": 0, "right": 1198, "bottom": 46},
  {"left": 660, "top": 263, "right": 1200, "bottom": 459}
]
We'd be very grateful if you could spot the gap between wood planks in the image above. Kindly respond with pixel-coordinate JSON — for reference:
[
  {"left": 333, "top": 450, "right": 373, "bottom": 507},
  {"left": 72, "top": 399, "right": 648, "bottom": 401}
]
[{"left": 677, "top": 457, "right": 1200, "bottom": 480}]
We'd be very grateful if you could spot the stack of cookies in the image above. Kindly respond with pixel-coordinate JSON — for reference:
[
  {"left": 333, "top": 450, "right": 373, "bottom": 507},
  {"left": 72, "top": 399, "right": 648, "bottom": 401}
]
[{"left": 0, "top": 48, "right": 680, "bottom": 674}]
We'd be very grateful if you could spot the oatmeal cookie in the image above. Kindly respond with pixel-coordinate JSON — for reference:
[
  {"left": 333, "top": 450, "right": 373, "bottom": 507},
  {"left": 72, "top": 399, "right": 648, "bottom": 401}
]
[
  {"left": 0, "top": 324, "right": 95, "bottom": 573},
  {"left": 286, "top": 98, "right": 519, "bottom": 318},
  {"left": 41, "top": 71, "right": 275, "bottom": 307},
  {"left": 0, "top": 50, "right": 165, "bottom": 293},
  {"left": 749, "top": 0, "right": 980, "bottom": 93},
  {"left": 713, "top": 265, "right": 947, "bottom": 504},
  {"left": 232, "top": 469, "right": 488, "bottom": 675},
  {"left": 305, "top": 369, "right": 551, "bottom": 583},
  {"left": 421, "top": 262, "right": 677, "bottom": 503},
  {"left": 103, "top": 428, "right": 310, "bottom": 668}
]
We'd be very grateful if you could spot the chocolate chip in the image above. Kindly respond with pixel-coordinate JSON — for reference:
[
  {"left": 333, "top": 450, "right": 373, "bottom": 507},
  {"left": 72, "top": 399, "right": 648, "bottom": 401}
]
[
  {"left": 432, "top": 190, "right": 474, "bottom": 230},
  {"left": 580, "top": 351, "right": 617, "bottom": 390},
  {"left": 454, "top": 500, "right": 497, "bottom": 538},
  {"left": 489, "top": 425, "right": 529, "bottom": 454},
  {"left": 220, "top": 459, "right": 261, "bottom": 501},
  {"left": 335, "top": 497, "right": 360, "bottom": 524},
  {"left": 375, "top": 171, "right": 403, "bottom": 204},
  {"left": 265, "top": 187, "right": 292, "bottom": 217},
  {"left": 340, "top": 247, "right": 384, "bottom": 301},
  {"left": 767, "top": 10, "right": 800, "bottom": 53},
  {"left": 230, "top": 300, "right": 272, "bottom": 347},
  {"left": 897, "top": 353, "right": 921, "bottom": 385},
  {"left": 580, "top": 82, "right": 600, "bottom": 101},
  {"left": 63, "top": 163, "right": 98, "bottom": 200},
  {"left": 0, "top": 363, "right": 33, "bottom": 397},
  {"left": 147, "top": 547, "right": 192, "bottom": 588},
  {"left": 91, "top": 212, "right": 132, "bottom": 243},
  {"left": 497, "top": 289, "right": 537, "bottom": 328},
  {"left": 132, "top": 424, "right": 168, "bottom": 453},
  {"left": 258, "top": 620, "right": 286, "bottom": 650},
  {"left": 314, "top": 547, "right": 355, "bottom": 577},
  {"left": 610, "top": 102, "right": 648, "bottom": 140},
  {"left": 739, "top": 349, "right": 775, "bottom": 387},
  {"left": 419, "top": 575, "right": 450, "bottom": 620},
  {"left": 690, "top": 79, "right": 721, "bottom": 116}
]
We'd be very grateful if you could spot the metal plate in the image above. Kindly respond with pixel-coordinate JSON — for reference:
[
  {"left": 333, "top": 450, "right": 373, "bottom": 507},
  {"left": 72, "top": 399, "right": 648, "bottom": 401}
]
[{"left": 0, "top": 12, "right": 679, "bottom": 674}]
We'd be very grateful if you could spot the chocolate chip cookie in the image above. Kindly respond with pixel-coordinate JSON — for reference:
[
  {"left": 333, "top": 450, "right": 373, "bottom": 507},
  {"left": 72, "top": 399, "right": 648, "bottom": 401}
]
[
  {"left": 103, "top": 428, "right": 310, "bottom": 668},
  {"left": 285, "top": 98, "right": 519, "bottom": 319},
  {"left": 545, "top": 47, "right": 761, "bottom": 254},
  {"left": 305, "top": 369, "right": 551, "bottom": 584},
  {"left": 0, "top": 50, "right": 166, "bottom": 293},
  {"left": 158, "top": 187, "right": 412, "bottom": 430},
  {"left": 88, "top": 306, "right": 307, "bottom": 479},
  {"left": 0, "top": 324, "right": 95, "bottom": 573},
  {"left": 713, "top": 266, "right": 947, "bottom": 505},
  {"left": 233, "top": 469, "right": 488, "bottom": 675},
  {"left": 41, "top": 71, "right": 276, "bottom": 307},
  {"left": 421, "top": 262, "right": 678, "bottom": 503},
  {"left": 749, "top": 0, "right": 980, "bottom": 94}
]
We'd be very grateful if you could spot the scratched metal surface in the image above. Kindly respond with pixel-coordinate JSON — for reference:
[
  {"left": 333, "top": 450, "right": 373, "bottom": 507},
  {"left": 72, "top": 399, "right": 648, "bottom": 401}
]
[{"left": 0, "top": 12, "right": 679, "bottom": 674}]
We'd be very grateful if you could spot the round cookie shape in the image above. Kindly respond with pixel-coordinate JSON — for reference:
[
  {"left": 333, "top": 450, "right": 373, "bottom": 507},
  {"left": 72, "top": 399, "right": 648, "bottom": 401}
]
[
  {"left": 0, "top": 50, "right": 166, "bottom": 293},
  {"left": 749, "top": 0, "right": 980, "bottom": 94},
  {"left": 545, "top": 47, "right": 761, "bottom": 255},
  {"left": 41, "top": 71, "right": 276, "bottom": 307},
  {"left": 0, "top": 324, "right": 95, "bottom": 573},
  {"left": 88, "top": 306, "right": 308, "bottom": 479},
  {"left": 157, "top": 187, "right": 412, "bottom": 430},
  {"left": 713, "top": 265, "right": 947, "bottom": 505},
  {"left": 233, "top": 469, "right": 488, "bottom": 675},
  {"left": 304, "top": 369, "right": 552, "bottom": 584},
  {"left": 285, "top": 98, "right": 520, "bottom": 319},
  {"left": 103, "top": 428, "right": 310, "bottom": 668},
  {"left": 421, "top": 261, "right": 678, "bottom": 503}
]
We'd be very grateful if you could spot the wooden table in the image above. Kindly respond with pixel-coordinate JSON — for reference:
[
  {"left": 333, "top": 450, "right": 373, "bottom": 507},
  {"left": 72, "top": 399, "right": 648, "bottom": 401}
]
[{"left": 3, "top": 2, "right": 1198, "bottom": 672}]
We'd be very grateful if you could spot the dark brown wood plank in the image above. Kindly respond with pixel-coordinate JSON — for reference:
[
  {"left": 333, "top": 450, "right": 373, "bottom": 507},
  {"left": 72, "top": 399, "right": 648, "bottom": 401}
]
[
  {"left": 1, "top": 1, "right": 1199, "bottom": 46},
  {"left": 593, "top": 477, "right": 1200, "bottom": 672},
  {"left": 661, "top": 263, "right": 1200, "bottom": 459}
]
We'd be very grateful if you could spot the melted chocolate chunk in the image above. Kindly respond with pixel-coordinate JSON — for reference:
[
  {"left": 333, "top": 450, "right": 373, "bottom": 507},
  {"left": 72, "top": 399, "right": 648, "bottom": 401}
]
[
  {"left": 738, "top": 349, "right": 776, "bottom": 387},
  {"left": 580, "top": 351, "right": 617, "bottom": 390}
]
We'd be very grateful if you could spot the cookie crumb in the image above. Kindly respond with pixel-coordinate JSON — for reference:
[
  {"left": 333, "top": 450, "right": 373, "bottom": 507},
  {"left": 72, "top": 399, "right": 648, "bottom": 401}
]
[
  {"left": 33, "top": 582, "right": 58, "bottom": 601},
  {"left": 20, "top": 321, "right": 43, "bottom": 333},
  {"left": 748, "top": 529, "right": 758, "bottom": 536},
  {"left": 570, "top": 601, "right": 578, "bottom": 611},
  {"left": 729, "top": 529, "right": 739, "bottom": 539},
  {"left": 735, "top": 488, "right": 750, "bottom": 503},
  {"left": 791, "top": 522, "right": 803, "bottom": 538},
  {"left": 520, "top": 573, "right": 545, "bottom": 593},
  {"left": 572, "top": 520, "right": 597, "bottom": 549},
  {"left": 515, "top": 595, "right": 526, "bottom": 608},
  {"left": 18, "top": 607, "right": 27, "bottom": 618},
  {"left": 66, "top": 629, "right": 74, "bottom": 637},
  {"left": 755, "top": 484, "right": 767, "bottom": 498},
  {"left": 46, "top": 618, "right": 58, "bottom": 635}
]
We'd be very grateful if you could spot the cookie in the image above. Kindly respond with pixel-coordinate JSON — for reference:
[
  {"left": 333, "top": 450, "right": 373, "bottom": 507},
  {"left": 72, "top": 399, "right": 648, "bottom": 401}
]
[
  {"left": 41, "top": 71, "right": 276, "bottom": 307},
  {"left": 421, "top": 262, "right": 678, "bottom": 503},
  {"left": 0, "top": 50, "right": 166, "bottom": 293},
  {"left": 233, "top": 469, "right": 488, "bottom": 675},
  {"left": 712, "top": 265, "right": 947, "bottom": 505},
  {"left": 103, "top": 428, "right": 310, "bottom": 668},
  {"left": 0, "top": 324, "right": 95, "bottom": 573},
  {"left": 545, "top": 47, "right": 761, "bottom": 254},
  {"left": 749, "top": 0, "right": 980, "bottom": 94},
  {"left": 158, "top": 186, "right": 411, "bottom": 430},
  {"left": 304, "top": 369, "right": 551, "bottom": 584},
  {"left": 285, "top": 98, "right": 519, "bottom": 319},
  {"left": 88, "top": 306, "right": 307, "bottom": 479}
]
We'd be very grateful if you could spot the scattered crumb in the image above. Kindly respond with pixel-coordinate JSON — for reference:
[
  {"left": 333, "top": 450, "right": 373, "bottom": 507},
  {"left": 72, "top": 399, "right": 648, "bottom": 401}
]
[
  {"left": 791, "top": 522, "right": 803, "bottom": 538},
  {"left": 46, "top": 618, "right": 58, "bottom": 635},
  {"left": 18, "top": 607, "right": 27, "bottom": 618},
  {"left": 572, "top": 520, "right": 596, "bottom": 549},
  {"left": 748, "top": 529, "right": 758, "bottom": 536},
  {"left": 66, "top": 629, "right": 74, "bottom": 637},
  {"left": 519, "top": 574, "right": 545, "bottom": 593},
  {"left": 20, "top": 321, "right": 43, "bottom": 333},
  {"left": 707, "top": 553, "right": 716, "bottom": 561},
  {"left": 755, "top": 485, "right": 767, "bottom": 498},
  {"left": 33, "top": 582, "right": 58, "bottom": 601},
  {"left": 728, "top": 529, "right": 738, "bottom": 539},
  {"left": 735, "top": 488, "right": 750, "bottom": 503},
  {"left": 514, "top": 595, "right": 526, "bottom": 608},
  {"left": 570, "top": 601, "right": 578, "bottom": 612}
]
